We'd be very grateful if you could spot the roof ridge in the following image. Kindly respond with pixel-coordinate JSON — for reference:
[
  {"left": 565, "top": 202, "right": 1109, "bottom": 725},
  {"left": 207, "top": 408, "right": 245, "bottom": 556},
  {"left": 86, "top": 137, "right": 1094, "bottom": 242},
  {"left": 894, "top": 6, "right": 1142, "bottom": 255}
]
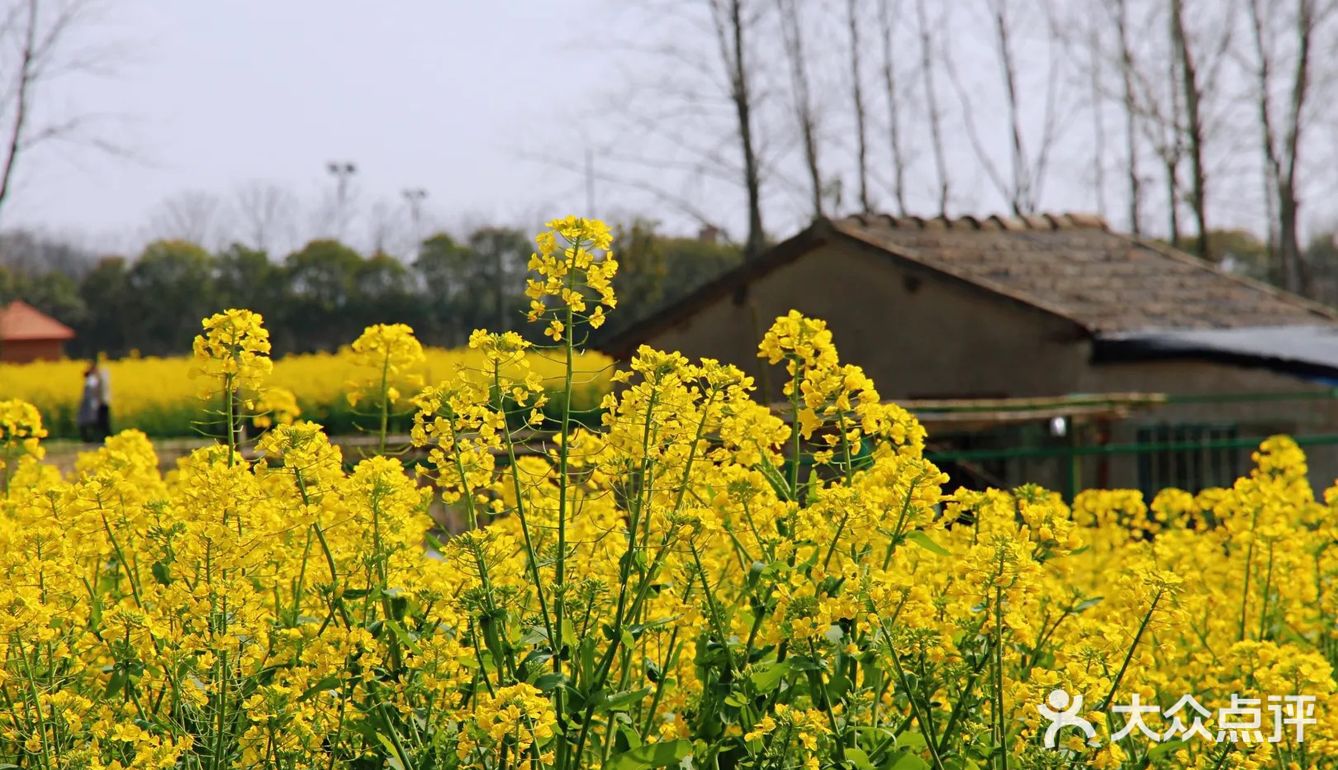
[
  {"left": 1114, "top": 232, "right": 1338, "bottom": 323},
  {"left": 840, "top": 211, "right": 1108, "bottom": 232},
  {"left": 830, "top": 222, "right": 1096, "bottom": 331},
  {"left": 0, "top": 299, "right": 76, "bottom": 341}
]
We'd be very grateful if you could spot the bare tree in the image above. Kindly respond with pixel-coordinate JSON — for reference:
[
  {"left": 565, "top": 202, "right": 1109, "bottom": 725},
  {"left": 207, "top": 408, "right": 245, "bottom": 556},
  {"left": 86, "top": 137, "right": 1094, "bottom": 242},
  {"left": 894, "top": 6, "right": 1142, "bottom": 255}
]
[
  {"left": 1246, "top": 0, "right": 1332, "bottom": 293},
  {"left": 1153, "top": 65, "right": 1185, "bottom": 245},
  {"left": 1170, "top": 0, "right": 1210, "bottom": 257},
  {"left": 947, "top": 0, "right": 1063, "bottom": 215},
  {"left": 0, "top": 0, "right": 118, "bottom": 223},
  {"left": 915, "top": 0, "right": 950, "bottom": 214},
  {"left": 1107, "top": 0, "right": 1231, "bottom": 253},
  {"left": 775, "top": 0, "right": 825, "bottom": 218},
  {"left": 1084, "top": 16, "right": 1108, "bottom": 217},
  {"left": 1121, "top": 5, "right": 1187, "bottom": 245},
  {"left": 877, "top": 0, "right": 909, "bottom": 215},
  {"left": 708, "top": 0, "right": 767, "bottom": 259},
  {"left": 367, "top": 197, "right": 409, "bottom": 256},
  {"left": 846, "top": 0, "right": 872, "bottom": 214},
  {"left": 1111, "top": 0, "right": 1144, "bottom": 235},
  {"left": 232, "top": 181, "right": 298, "bottom": 254},
  {"left": 146, "top": 190, "right": 223, "bottom": 246}
]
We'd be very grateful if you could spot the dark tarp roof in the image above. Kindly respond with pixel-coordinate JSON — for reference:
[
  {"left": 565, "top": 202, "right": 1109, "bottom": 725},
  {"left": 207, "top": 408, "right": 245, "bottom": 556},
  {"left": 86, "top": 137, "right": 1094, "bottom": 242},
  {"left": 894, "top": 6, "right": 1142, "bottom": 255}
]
[{"left": 1094, "top": 325, "right": 1338, "bottom": 382}]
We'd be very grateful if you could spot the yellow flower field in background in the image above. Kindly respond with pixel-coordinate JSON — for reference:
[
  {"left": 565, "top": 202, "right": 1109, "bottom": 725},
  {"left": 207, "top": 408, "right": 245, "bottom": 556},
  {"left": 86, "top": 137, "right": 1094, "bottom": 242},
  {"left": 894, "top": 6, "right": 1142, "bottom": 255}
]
[{"left": 0, "top": 342, "right": 613, "bottom": 437}]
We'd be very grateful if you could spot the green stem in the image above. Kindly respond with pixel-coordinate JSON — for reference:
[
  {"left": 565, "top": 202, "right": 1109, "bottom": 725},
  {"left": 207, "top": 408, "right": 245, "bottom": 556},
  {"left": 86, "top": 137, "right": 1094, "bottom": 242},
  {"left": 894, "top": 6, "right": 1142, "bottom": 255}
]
[
  {"left": 378, "top": 350, "right": 391, "bottom": 454},
  {"left": 224, "top": 372, "right": 236, "bottom": 465},
  {"left": 877, "top": 620, "right": 946, "bottom": 770},
  {"left": 993, "top": 583, "right": 1008, "bottom": 770},
  {"left": 1100, "top": 590, "right": 1162, "bottom": 710},
  {"left": 555, "top": 239, "right": 579, "bottom": 768}
]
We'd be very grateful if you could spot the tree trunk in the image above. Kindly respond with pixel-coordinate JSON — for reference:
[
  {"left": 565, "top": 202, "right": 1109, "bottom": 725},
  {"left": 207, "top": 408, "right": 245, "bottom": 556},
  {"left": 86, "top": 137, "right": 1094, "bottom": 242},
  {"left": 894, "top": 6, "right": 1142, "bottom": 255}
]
[
  {"left": 1279, "top": 0, "right": 1317, "bottom": 294},
  {"left": 847, "top": 0, "right": 872, "bottom": 214},
  {"left": 777, "top": 0, "right": 825, "bottom": 218},
  {"left": 1088, "top": 20, "right": 1107, "bottom": 217},
  {"left": 1170, "top": 0, "right": 1209, "bottom": 259},
  {"left": 0, "top": 0, "right": 39, "bottom": 224},
  {"left": 878, "top": 0, "right": 908, "bottom": 215},
  {"left": 712, "top": 0, "right": 766, "bottom": 260},
  {"left": 915, "top": 0, "right": 950, "bottom": 215},
  {"left": 988, "top": 0, "right": 1031, "bottom": 214},
  {"left": 1114, "top": 0, "right": 1143, "bottom": 235}
]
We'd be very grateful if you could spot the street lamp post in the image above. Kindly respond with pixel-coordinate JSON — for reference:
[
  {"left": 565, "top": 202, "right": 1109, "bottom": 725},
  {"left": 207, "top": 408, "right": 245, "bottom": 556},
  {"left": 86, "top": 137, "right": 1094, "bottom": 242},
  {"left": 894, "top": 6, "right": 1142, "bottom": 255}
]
[
  {"left": 326, "top": 161, "right": 357, "bottom": 238},
  {"left": 402, "top": 187, "right": 428, "bottom": 258}
]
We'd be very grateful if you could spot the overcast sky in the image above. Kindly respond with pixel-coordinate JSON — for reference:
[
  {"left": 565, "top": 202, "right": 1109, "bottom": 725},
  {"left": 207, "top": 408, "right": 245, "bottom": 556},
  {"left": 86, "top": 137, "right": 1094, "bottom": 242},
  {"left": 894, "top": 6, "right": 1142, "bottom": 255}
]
[
  {"left": 7, "top": 1, "right": 1324, "bottom": 257},
  {"left": 9, "top": 1, "right": 626, "bottom": 250}
]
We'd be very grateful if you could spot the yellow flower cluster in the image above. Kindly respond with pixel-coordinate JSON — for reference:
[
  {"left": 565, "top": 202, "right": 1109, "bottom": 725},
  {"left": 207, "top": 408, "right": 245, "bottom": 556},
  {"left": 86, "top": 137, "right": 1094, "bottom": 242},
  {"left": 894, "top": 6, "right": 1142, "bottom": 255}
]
[
  {"left": 525, "top": 216, "right": 618, "bottom": 340},
  {"left": 188, "top": 308, "right": 273, "bottom": 399},
  {"left": 0, "top": 397, "right": 46, "bottom": 461},
  {"left": 345, "top": 322, "right": 426, "bottom": 407},
  {"left": 0, "top": 398, "right": 45, "bottom": 491},
  {"left": 3, "top": 217, "right": 1337, "bottom": 770}
]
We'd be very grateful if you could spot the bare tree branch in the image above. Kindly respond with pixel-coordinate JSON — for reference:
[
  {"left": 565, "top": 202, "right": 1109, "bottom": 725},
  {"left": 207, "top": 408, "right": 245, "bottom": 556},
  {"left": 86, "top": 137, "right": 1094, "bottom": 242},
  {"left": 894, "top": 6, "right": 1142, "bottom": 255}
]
[
  {"left": 915, "top": 0, "right": 950, "bottom": 214},
  {"left": 877, "top": 0, "right": 909, "bottom": 215},
  {"left": 708, "top": 0, "right": 768, "bottom": 258},
  {"left": 846, "top": 0, "right": 872, "bottom": 214},
  {"left": 0, "top": 0, "right": 124, "bottom": 223},
  {"left": 775, "top": 0, "right": 824, "bottom": 218}
]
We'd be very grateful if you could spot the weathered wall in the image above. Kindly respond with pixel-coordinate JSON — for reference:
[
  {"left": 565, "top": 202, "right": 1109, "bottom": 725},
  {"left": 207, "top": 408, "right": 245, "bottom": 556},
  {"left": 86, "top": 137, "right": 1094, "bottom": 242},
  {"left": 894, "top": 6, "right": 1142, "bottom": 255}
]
[{"left": 643, "top": 240, "right": 1089, "bottom": 400}]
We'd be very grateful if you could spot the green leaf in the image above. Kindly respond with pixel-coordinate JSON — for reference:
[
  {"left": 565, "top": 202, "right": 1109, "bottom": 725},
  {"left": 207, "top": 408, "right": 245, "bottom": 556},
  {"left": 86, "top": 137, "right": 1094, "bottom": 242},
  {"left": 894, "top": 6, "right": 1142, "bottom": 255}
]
[
  {"left": 298, "top": 676, "right": 341, "bottom": 701},
  {"left": 749, "top": 660, "right": 792, "bottom": 692},
  {"left": 887, "top": 751, "right": 929, "bottom": 770},
  {"left": 1074, "top": 596, "right": 1104, "bottom": 612},
  {"left": 386, "top": 620, "right": 422, "bottom": 653},
  {"left": 896, "top": 731, "right": 927, "bottom": 751},
  {"left": 151, "top": 559, "right": 172, "bottom": 586},
  {"left": 533, "top": 672, "right": 567, "bottom": 693},
  {"left": 519, "top": 625, "right": 550, "bottom": 646},
  {"left": 618, "top": 724, "right": 644, "bottom": 752},
  {"left": 375, "top": 734, "right": 406, "bottom": 770},
  {"left": 845, "top": 747, "right": 874, "bottom": 770},
  {"left": 607, "top": 739, "right": 693, "bottom": 770},
  {"left": 905, "top": 531, "right": 950, "bottom": 556},
  {"left": 1148, "top": 739, "right": 1188, "bottom": 759},
  {"left": 601, "top": 687, "right": 653, "bottom": 712}
]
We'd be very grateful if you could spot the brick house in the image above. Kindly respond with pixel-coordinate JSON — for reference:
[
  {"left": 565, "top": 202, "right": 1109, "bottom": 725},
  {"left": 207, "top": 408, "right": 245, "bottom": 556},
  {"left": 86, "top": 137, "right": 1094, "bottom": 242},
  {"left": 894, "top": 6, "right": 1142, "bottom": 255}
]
[{"left": 0, "top": 300, "right": 75, "bottom": 363}]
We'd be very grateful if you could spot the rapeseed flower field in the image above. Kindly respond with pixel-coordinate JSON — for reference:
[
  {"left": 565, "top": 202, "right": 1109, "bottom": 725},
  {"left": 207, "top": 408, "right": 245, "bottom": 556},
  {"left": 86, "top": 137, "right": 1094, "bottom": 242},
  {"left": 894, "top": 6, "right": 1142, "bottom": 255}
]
[
  {"left": 1, "top": 217, "right": 1335, "bottom": 770},
  {"left": 0, "top": 339, "right": 611, "bottom": 438}
]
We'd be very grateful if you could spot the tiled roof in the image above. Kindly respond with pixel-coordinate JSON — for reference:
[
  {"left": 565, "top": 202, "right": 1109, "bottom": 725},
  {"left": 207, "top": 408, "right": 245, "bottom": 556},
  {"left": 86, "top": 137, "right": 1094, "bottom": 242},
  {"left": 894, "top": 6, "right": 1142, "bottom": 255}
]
[
  {"left": 830, "top": 213, "right": 1336, "bottom": 333},
  {"left": 601, "top": 213, "right": 1338, "bottom": 357},
  {"left": 0, "top": 300, "right": 75, "bottom": 341}
]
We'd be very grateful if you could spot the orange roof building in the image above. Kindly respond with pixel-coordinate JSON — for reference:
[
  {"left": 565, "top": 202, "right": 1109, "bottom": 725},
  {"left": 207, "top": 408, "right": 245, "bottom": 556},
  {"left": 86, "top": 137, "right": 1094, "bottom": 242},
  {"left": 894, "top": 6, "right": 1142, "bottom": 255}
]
[{"left": 0, "top": 300, "right": 75, "bottom": 363}]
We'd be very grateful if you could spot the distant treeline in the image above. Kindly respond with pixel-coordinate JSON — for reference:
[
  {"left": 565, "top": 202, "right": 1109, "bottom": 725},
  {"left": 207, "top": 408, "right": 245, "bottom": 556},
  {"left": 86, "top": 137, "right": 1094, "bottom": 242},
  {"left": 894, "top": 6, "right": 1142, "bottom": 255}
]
[{"left": 0, "top": 221, "right": 741, "bottom": 359}]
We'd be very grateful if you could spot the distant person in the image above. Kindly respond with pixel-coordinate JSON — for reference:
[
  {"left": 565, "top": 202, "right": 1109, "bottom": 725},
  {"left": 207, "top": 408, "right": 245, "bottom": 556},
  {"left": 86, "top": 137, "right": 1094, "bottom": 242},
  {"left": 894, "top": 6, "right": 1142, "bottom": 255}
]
[
  {"left": 76, "top": 360, "right": 112, "bottom": 442},
  {"left": 77, "top": 362, "right": 103, "bottom": 442},
  {"left": 96, "top": 359, "right": 112, "bottom": 437}
]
